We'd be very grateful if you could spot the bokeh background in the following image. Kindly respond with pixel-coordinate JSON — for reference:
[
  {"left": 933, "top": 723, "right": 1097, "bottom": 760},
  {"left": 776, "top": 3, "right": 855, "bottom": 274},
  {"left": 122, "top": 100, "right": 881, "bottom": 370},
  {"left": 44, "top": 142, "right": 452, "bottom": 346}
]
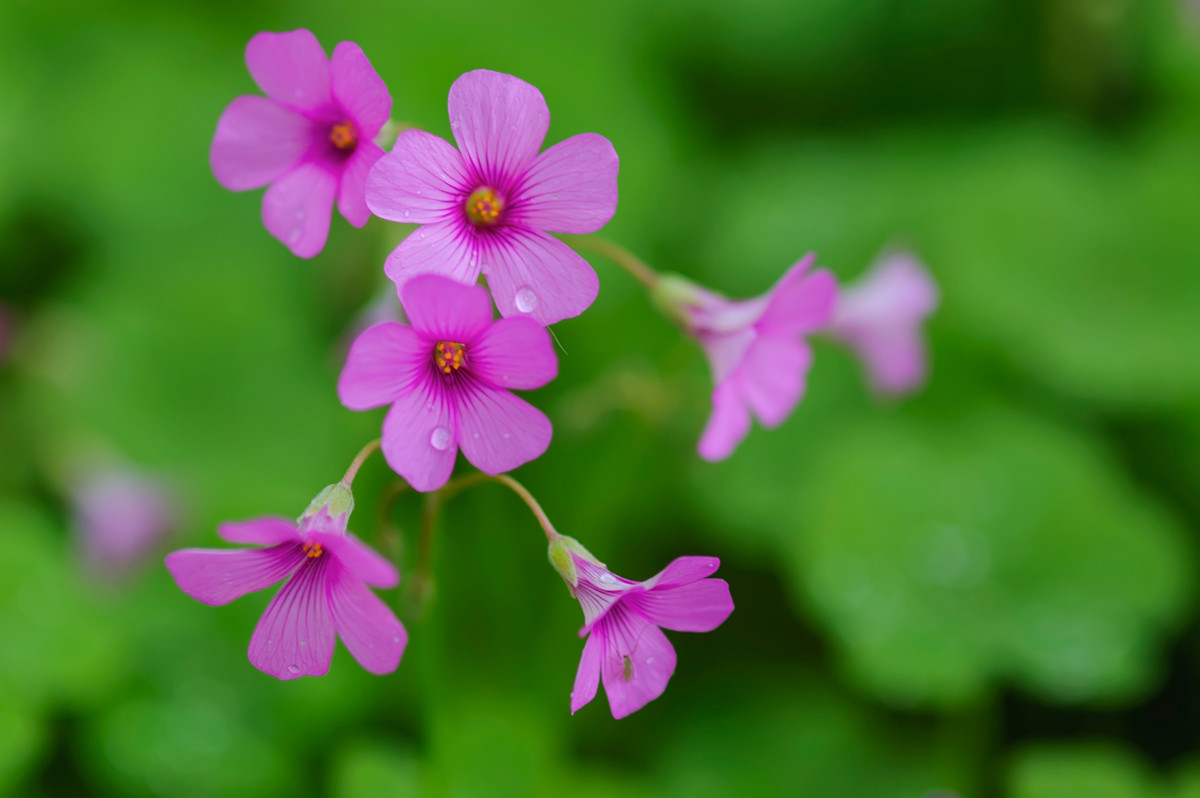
[{"left": 3, "top": 0, "right": 1200, "bottom": 795}]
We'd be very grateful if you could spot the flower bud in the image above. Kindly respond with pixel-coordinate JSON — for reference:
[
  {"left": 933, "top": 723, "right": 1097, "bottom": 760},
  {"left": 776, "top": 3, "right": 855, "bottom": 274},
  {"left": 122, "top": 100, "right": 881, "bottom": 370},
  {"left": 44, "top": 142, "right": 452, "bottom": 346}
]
[
  {"left": 299, "top": 481, "right": 355, "bottom": 529},
  {"left": 547, "top": 533, "right": 604, "bottom": 591},
  {"left": 649, "top": 272, "right": 707, "bottom": 330}
]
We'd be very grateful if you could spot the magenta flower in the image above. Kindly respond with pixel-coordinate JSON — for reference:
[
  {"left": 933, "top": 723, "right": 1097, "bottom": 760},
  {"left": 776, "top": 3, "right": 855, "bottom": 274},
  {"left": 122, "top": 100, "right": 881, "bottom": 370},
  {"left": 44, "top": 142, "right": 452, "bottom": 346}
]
[
  {"left": 73, "top": 466, "right": 180, "bottom": 576},
  {"left": 655, "top": 255, "right": 837, "bottom": 461},
  {"left": 210, "top": 29, "right": 391, "bottom": 258},
  {"left": 826, "top": 250, "right": 938, "bottom": 395},
  {"left": 365, "top": 69, "right": 618, "bottom": 325},
  {"left": 554, "top": 542, "right": 733, "bottom": 719},
  {"left": 338, "top": 274, "right": 557, "bottom": 492},
  {"left": 165, "top": 499, "right": 406, "bottom": 680}
]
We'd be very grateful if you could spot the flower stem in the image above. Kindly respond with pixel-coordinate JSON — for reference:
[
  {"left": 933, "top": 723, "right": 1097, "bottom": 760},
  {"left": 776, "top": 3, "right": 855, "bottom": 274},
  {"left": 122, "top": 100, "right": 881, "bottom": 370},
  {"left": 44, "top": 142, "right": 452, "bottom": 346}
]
[
  {"left": 565, "top": 235, "right": 660, "bottom": 290},
  {"left": 341, "top": 438, "right": 381, "bottom": 486},
  {"left": 373, "top": 119, "right": 418, "bottom": 151},
  {"left": 440, "top": 472, "right": 558, "bottom": 540}
]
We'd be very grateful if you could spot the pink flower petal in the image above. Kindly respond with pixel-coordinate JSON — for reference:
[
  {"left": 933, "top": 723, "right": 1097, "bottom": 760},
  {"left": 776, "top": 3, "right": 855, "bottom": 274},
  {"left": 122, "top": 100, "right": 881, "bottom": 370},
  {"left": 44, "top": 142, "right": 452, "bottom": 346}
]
[
  {"left": 456, "top": 385, "right": 552, "bottom": 476},
  {"left": 740, "top": 337, "right": 812, "bottom": 427},
  {"left": 366, "top": 130, "right": 473, "bottom": 224},
  {"left": 571, "top": 629, "right": 603, "bottom": 714},
  {"left": 469, "top": 317, "right": 558, "bottom": 390},
  {"left": 598, "top": 606, "right": 676, "bottom": 719},
  {"left": 381, "top": 380, "right": 457, "bottom": 492},
  {"left": 313, "top": 531, "right": 399, "bottom": 589},
  {"left": 261, "top": 161, "right": 338, "bottom": 258},
  {"left": 513, "top": 132, "right": 619, "bottom": 234},
  {"left": 217, "top": 516, "right": 300, "bottom": 546},
  {"left": 329, "top": 41, "right": 390, "bottom": 136},
  {"left": 248, "top": 559, "right": 336, "bottom": 679},
  {"left": 245, "top": 29, "right": 332, "bottom": 115},
  {"left": 627, "top": 579, "right": 733, "bottom": 633},
  {"left": 338, "top": 322, "right": 427, "bottom": 411},
  {"left": 481, "top": 227, "right": 599, "bottom": 324},
  {"left": 400, "top": 274, "right": 493, "bottom": 343},
  {"left": 759, "top": 264, "right": 837, "bottom": 337},
  {"left": 209, "top": 96, "right": 313, "bottom": 191},
  {"left": 166, "top": 544, "right": 304, "bottom": 606},
  {"left": 448, "top": 69, "right": 549, "bottom": 187},
  {"left": 697, "top": 380, "right": 751, "bottom": 462},
  {"left": 384, "top": 221, "right": 480, "bottom": 297},
  {"left": 697, "top": 327, "right": 756, "bottom": 385},
  {"left": 326, "top": 560, "right": 407, "bottom": 674},
  {"left": 641, "top": 556, "right": 721, "bottom": 590},
  {"left": 851, "top": 331, "right": 929, "bottom": 395},
  {"left": 337, "top": 140, "right": 384, "bottom": 228}
]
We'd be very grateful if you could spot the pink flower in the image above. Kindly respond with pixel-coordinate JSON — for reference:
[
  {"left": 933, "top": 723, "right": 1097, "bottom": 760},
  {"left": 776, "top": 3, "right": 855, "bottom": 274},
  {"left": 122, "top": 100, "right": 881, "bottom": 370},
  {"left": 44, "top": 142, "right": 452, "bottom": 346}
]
[
  {"left": 654, "top": 255, "right": 837, "bottom": 461},
  {"left": 338, "top": 274, "right": 557, "bottom": 492},
  {"left": 166, "top": 497, "right": 406, "bottom": 680},
  {"left": 73, "top": 466, "right": 180, "bottom": 576},
  {"left": 210, "top": 29, "right": 391, "bottom": 258},
  {"left": 826, "top": 250, "right": 938, "bottom": 395},
  {"left": 365, "top": 69, "right": 618, "bottom": 325},
  {"left": 553, "top": 541, "right": 733, "bottom": 719}
]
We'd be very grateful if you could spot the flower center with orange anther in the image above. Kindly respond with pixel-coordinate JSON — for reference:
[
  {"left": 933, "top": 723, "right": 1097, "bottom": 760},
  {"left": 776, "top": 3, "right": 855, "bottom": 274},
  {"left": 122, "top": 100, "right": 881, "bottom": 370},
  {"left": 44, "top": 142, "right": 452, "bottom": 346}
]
[
  {"left": 464, "top": 187, "right": 503, "bottom": 226},
  {"left": 329, "top": 120, "right": 358, "bottom": 151},
  {"left": 302, "top": 542, "right": 324, "bottom": 559},
  {"left": 434, "top": 341, "right": 467, "bottom": 374}
]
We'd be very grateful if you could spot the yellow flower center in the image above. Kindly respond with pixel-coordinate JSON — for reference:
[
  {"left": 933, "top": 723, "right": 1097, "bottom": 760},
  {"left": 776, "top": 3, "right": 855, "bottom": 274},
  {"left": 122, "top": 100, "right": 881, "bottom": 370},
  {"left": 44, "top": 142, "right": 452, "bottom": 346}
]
[
  {"left": 464, "top": 187, "right": 503, "bottom": 226},
  {"left": 434, "top": 341, "right": 467, "bottom": 374},
  {"left": 302, "top": 542, "right": 324, "bottom": 559},
  {"left": 329, "top": 120, "right": 358, "bottom": 151}
]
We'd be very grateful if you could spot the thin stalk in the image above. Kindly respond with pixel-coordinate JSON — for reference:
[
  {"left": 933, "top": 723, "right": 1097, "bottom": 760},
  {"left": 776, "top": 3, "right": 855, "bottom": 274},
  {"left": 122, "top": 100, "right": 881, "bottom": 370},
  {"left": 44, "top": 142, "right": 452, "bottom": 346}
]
[
  {"left": 341, "top": 438, "right": 381, "bottom": 485},
  {"left": 564, "top": 235, "right": 660, "bottom": 289}
]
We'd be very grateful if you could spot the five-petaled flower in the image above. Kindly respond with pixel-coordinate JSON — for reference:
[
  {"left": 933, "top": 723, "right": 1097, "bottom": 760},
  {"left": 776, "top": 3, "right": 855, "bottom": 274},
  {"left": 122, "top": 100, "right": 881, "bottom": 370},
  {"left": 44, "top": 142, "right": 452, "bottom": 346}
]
[
  {"left": 826, "top": 249, "right": 939, "bottom": 396},
  {"left": 365, "top": 69, "right": 619, "bottom": 325},
  {"left": 338, "top": 274, "right": 557, "bottom": 492},
  {"left": 549, "top": 536, "right": 734, "bottom": 719},
  {"left": 654, "top": 254, "right": 837, "bottom": 461},
  {"left": 210, "top": 29, "right": 391, "bottom": 258},
  {"left": 165, "top": 498, "right": 406, "bottom": 680}
]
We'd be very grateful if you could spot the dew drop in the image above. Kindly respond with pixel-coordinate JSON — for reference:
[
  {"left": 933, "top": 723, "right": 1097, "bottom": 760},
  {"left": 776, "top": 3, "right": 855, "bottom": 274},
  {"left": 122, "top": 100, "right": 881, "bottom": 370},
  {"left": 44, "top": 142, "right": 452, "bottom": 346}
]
[
  {"left": 598, "top": 572, "right": 616, "bottom": 585},
  {"left": 403, "top": 210, "right": 411, "bottom": 219},
  {"left": 287, "top": 228, "right": 301, "bottom": 245},
  {"left": 646, "top": 656, "right": 655, "bottom": 664},
  {"left": 551, "top": 193, "right": 559, "bottom": 199},
  {"left": 287, "top": 664, "right": 300, "bottom": 674},
  {"left": 473, "top": 432, "right": 480, "bottom": 439},
  {"left": 430, "top": 426, "right": 452, "bottom": 451},
  {"left": 515, "top": 287, "right": 538, "bottom": 314}
]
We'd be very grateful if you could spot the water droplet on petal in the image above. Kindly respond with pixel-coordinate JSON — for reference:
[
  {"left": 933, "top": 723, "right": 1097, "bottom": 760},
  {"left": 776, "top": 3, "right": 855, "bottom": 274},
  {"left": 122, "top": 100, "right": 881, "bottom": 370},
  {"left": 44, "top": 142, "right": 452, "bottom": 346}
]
[
  {"left": 430, "top": 426, "right": 452, "bottom": 451},
  {"left": 287, "top": 664, "right": 300, "bottom": 674},
  {"left": 287, "top": 228, "right": 301, "bottom": 245},
  {"left": 515, "top": 287, "right": 538, "bottom": 314},
  {"left": 551, "top": 193, "right": 559, "bottom": 199},
  {"left": 403, "top": 210, "right": 410, "bottom": 219},
  {"left": 598, "top": 572, "right": 616, "bottom": 585},
  {"left": 646, "top": 657, "right": 655, "bottom": 664}
]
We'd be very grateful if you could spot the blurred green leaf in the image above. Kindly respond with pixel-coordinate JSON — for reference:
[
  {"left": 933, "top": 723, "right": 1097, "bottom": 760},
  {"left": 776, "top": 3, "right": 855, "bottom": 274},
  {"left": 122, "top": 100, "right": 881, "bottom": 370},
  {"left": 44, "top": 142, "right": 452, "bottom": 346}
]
[{"left": 1007, "top": 744, "right": 1167, "bottom": 798}]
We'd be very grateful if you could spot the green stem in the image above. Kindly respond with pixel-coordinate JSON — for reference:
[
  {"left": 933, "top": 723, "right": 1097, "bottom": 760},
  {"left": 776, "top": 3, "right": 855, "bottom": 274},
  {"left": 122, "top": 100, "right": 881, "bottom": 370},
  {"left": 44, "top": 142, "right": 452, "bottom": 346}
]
[
  {"left": 564, "top": 234, "right": 661, "bottom": 290},
  {"left": 341, "top": 438, "right": 381, "bottom": 486}
]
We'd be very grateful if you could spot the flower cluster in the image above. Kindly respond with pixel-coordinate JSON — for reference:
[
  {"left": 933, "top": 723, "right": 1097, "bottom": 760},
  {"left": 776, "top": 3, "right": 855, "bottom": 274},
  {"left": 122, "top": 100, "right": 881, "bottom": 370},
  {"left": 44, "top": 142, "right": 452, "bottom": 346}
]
[{"left": 168, "top": 28, "right": 938, "bottom": 719}]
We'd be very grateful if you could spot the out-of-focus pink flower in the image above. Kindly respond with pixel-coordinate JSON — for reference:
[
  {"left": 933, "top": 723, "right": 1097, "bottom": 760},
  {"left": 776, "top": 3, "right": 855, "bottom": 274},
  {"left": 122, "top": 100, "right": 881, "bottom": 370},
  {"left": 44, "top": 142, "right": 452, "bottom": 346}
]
[
  {"left": 654, "top": 255, "right": 837, "bottom": 461},
  {"left": 366, "top": 69, "right": 618, "bottom": 324},
  {"left": 73, "top": 466, "right": 179, "bottom": 576},
  {"left": 826, "top": 250, "right": 938, "bottom": 396},
  {"left": 210, "top": 29, "right": 391, "bottom": 258},
  {"left": 338, "top": 274, "right": 557, "bottom": 492},
  {"left": 166, "top": 489, "right": 406, "bottom": 680},
  {"left": 549, "top": 536, "right": 733, "bottom": 719}
]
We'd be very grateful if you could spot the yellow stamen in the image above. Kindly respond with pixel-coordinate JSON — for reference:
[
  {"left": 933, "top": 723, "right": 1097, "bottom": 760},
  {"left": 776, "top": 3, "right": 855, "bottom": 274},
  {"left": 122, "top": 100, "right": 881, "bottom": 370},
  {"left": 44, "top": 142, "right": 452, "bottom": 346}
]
[
  {"left": 464, "top": 187, "right": 503, "bottom": 226},
  {"left": 329, "top": 120, "right": 358, "bottom": 151},
  {"left": 434, "top": 341, "right": 467, "bottom": 374},
  {"left": 302, "top": 542, "right": 324, "bottom": 559}
]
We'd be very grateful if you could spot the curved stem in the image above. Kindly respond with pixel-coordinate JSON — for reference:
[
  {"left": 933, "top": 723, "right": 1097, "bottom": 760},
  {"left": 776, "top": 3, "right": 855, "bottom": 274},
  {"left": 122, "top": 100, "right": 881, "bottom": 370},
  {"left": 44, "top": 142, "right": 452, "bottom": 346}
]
[
  {"left": 564, "top": 235, "right": 660, "bottom": 290},
  {"left": 439, "top": 472, "right": 558, "bottom": 540},
  {"left": 341, "top": 438, "right": 381, "bottom": 486},
  {"left": 374, "top": 478, "right": 410, "bottom": 560}
]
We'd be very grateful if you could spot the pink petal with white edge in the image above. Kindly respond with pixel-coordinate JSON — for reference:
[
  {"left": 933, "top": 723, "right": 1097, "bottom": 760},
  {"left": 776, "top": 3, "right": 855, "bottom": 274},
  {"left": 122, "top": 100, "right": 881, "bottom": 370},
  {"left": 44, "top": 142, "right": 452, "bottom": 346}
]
[
  {"left": 248, "top": 559, "right": 336, "bottom": 679},
  {"left": 166, "top": 544, "right": 304, "bottom": 606},
  {"left": 599, "top": 606, "right": 676, "bottom": 719},
  {"left": 367, "top": 130, "right": 473, "bottom": 224},
  {"left": 261, "top": 160, "right": 338, "bottom": 258},
  {"left": 448, "top": 69, "right": 549, "bottom": 186},
  {"left": 698, "top": 380, "right": 751, "bottom": 462},
  {"left": 571, "top": 629, "right": 603, "bottom": 714},
  {"left": 759, "top": 265, "right": 838, "bottom": 338},
  {"left": 312, "top": 531, "right": 399, "bottom": 589},
  {"left": 330, "top": 41, "right": 390, "bottom": 136},
  {"left": 381, "top": 381, "right": 457, "bottom": 492},
  {"left": 338, "top": 322, "right": 427, "bottom": 411},
  {"left": 210, "top": 96, "right": 313, "bottom": 191},
  {"left": 482, "top": 227, "right": 599, "bottom": 324},
  {"left": 218, "top": 516, "right": 300, "bottom": 546},
  {"left": 385, "top": 221, "right": 481, "bottom": 299},
  {"left": 456, "top": 386, "right": 552, "bottom": 476},
  {"left": 245, "top": 30, "right": 332, "bottom": 115},
  {"left": 400, "top": 274, "right": 493, "bottom": 343},
  {"left": 338, "top": 141, "right": 384, "bottom": 228},
  {"left": 641, "top": 556, "right": 721, "bottom": 590},
  {"left": 327, "top": 560, "right": 407, "bottom": 674},
  {"left": 739, "top": 336, "right": 812, "bottom": 427},
  {"left": 514, "top": 133, "right": 619, "bottom": 234},
  {"left": 627, "top": 579, "right": 733, "bottom": 633},
  {"left": 469, "top": 317, "right": 558, "bottom": 390}
]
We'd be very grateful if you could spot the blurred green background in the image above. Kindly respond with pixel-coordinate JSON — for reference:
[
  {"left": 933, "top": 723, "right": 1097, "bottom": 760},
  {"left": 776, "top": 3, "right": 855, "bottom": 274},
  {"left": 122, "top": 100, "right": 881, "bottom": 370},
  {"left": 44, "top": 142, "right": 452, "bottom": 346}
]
[{"left": 3, "top": 0, "right": 1200, "bottom": 795}]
